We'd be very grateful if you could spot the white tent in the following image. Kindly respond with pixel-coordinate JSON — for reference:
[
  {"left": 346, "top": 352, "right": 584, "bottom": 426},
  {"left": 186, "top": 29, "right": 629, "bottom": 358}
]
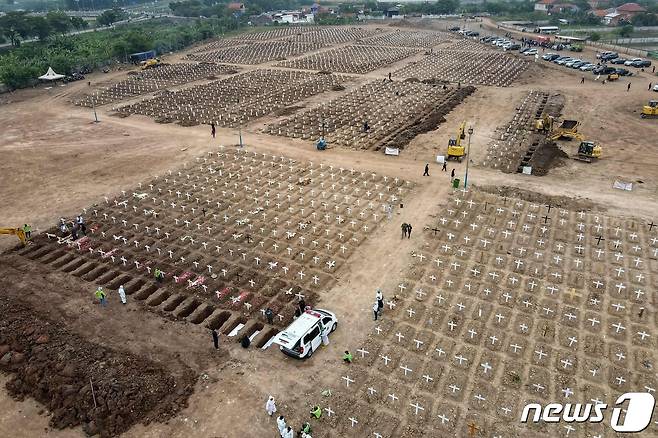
[{"left": 38, "top": 67, "right": 65, "bottom": 81}]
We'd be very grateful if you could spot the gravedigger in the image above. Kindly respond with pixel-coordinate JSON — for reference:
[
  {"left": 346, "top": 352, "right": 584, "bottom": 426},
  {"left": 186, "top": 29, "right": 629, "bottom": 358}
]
[
  {"left": 0, "top": 227, "right": 27, "bottom": 246},
  {"left": 446, "top": 121, "right": 466, "bottom": 161},
  {"left": 641, "top": 100, "right": 658, "bottom": 118}
]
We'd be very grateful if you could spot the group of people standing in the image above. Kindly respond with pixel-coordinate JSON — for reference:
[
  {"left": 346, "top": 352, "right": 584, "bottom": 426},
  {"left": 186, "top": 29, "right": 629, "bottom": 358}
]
[
  {"left": 59, "top": 215, "right": 86, "bottom": 240},
  {"left": 266, "top": 396, "right": 315, "bottom": 438}
]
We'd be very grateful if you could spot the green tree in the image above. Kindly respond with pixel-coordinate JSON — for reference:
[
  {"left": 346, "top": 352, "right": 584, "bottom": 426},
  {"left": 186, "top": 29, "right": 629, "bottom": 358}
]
[
  {"left": 0, "top": 11, "right": 32, "bottom": 46},
  {"left": 30, "top": 16, "right": 52, "bottom": 40},
  {"left": 589, "top": 32, "right": 600, "bottom": 41},
  {"left": 617, "top": 24, "right": 633, "bottom": 38},
  {"left": 97, "top": 8, "right": 128, "bottom": 26},
  {"left": 70, "top": 16, "right": 89, "bottom": 30},
  {"left": 46, "top": 11, "right": 72, "bottom": 34}
]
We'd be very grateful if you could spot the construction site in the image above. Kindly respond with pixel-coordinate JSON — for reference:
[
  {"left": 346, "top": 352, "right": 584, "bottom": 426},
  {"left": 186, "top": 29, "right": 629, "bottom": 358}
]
[{"left": 1, "top": 18, "right": 658, "bottom": 438}]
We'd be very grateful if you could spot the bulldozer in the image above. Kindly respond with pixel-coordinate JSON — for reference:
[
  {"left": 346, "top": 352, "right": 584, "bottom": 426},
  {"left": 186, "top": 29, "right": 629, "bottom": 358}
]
[
  {"left": 141, "top": 58, "right": 162, "bottom": 70},
  {"left": 0, "top": 227, "right": 27, "bottom": 246},
  {"left": 576, "top": 141, "right": 602, "bottom": 162},
  {"left": 446, "top": 121, "right": 466, "bottom": 161},
  {"left": 641, "top": 100, "right": 658, "bottom": 118}
]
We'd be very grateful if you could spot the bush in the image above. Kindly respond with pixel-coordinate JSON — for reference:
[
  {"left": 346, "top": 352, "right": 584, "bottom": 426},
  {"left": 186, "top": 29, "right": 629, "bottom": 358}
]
[{"left": 589, "top": 32, "right": 600, "bottom": 41}]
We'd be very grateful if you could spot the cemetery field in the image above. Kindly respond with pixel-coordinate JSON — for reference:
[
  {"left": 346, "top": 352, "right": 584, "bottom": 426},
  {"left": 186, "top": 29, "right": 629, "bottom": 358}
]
[{"left": 2, "top": 21, "right": 658, "bottom": 438}]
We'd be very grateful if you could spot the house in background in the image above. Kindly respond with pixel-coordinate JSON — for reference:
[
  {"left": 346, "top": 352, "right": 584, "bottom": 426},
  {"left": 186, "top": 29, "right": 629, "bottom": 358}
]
[
  {"left": 601, "top": 2, "right": 647, "bottom": 25},
  {"left": 534, "top": 0, "right": 558, "bottom": 13},
  {"left": 227, "top": 3, "right": 246, "bottom": 14},
  {"left": 550, "top": 3, "right": 580, "bottom": 13}
]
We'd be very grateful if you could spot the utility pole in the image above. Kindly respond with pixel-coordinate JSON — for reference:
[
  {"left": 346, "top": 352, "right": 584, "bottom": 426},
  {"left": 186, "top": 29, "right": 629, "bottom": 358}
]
[{"left": 464, "top": 126, "right": 473, "bottom": 188}]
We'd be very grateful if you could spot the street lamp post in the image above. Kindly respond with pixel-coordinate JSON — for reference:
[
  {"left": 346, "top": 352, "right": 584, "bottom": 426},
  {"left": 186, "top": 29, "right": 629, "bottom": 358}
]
[{"left": 464, "top": 126, "right": 473, "bottom": 189}]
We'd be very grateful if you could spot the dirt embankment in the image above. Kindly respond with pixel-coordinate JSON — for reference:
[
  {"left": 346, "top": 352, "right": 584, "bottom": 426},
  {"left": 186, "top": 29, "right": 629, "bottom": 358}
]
[
  {"left": 0, "top": 296, "right": 196, "bottom": 437},
  {"left": 380, "top": 85, "right": 476, "bottom": 151},
  {"left": 476, "top": 184, "right": 599, "bottom": 211}
]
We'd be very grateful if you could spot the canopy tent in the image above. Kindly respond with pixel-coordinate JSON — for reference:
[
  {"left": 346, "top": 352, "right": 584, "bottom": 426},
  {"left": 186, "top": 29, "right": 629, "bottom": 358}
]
[{"left": 38, "top": 67, "right": 65, "bottom": 81}]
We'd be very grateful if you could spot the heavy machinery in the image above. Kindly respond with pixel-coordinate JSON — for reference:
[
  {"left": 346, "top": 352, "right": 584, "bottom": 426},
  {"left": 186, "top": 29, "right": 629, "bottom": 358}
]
[
  {"left": 141, "top": 58, "right": 162, "bottom": 70},
  {"left": 607, "top": 72, "right": 619, "bottom": 81},
  {"left": 535, "top": 114, "right": 554, "bottom": 133},
  {"left": 447, "top": 121, "right": 466, "bottom": 161},
  {"left": 0, "top": 227, "right": 27, "bottom": 246},
  {"left": 545, "top": 119, "right": 602, "bottom": 162},
  {"left": 547, "top": 119, "right": 580, "bottom": 141},
  {"left": 576, "top": 141, "right": 602, "bottom": 162},
  {"left": 641, "top": 100, "right": 658, "bottom": 118}
]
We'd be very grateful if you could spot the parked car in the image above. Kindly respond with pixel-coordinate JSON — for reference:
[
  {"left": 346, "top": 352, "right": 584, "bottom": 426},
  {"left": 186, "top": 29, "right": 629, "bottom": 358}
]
[
  {"left": 274, "top": 308, "right": 338, "bottom": 359},
  {"left": 610, "top": 58, "right": 627, "bottom": 65},
  {"left": 466, "top": 31, "right": 479, "bottom": 37},
  {"left": 597, "top": 51, "right": 616, "bottom": 59},
  {"left": 653, "top": 84, "right": 658, "bottom": 92},
  {"left": 631, "top": 60, "right": 651, "bottom": 68},
  {"left": 580, "top": 63, "right": 596, "bottom": 71},
  {"left": 551, "top": 43, "right": 565, "bottom": 51},
  {"left": 449, "top": 26, "right": 461, "bottom": 31},
  {"left": 571, "top": 61, "right": 588, "bottom": 69},
  {"left": 593, "top": 66, "right": 616, "bottom": 75},
  {"left": 615, "top": 68, "right": 633, "bottom": 76},
  {"left": 524, "top": 48, "right": 538, "bottom": 56},
  {"left": 601, "top": 52, "right": 619, "bottom": 61},
  {"left": 565, "top": 59, "right": 582, "bottom": 67},
  {"left": 542, "top": 53, "right": 557, "bottom": 60},
  {"left": 556, "top": 57, "right": 573, "bottom": 65},
  {"left": 506, "top": 43, "right": 521, "bottom": 50}
]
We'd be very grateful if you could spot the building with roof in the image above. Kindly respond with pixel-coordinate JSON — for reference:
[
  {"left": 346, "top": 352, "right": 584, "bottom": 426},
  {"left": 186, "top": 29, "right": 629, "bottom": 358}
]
[{"left": 534, "top": 0, "right": 558, "bottom": 13}]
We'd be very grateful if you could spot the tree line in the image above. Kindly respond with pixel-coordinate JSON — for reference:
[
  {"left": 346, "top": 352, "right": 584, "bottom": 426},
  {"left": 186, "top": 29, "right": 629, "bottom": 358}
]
[
  {"left": 0, "top": 11, "right": 88, "bottom": 46},
  {"left": 0, "top": 17, "right": 238, "bottom": 88}
]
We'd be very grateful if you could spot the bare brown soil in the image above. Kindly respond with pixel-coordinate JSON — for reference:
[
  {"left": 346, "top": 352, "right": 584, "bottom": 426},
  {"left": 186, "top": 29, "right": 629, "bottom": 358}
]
[{"left": 1, "top": 20, "right": 658, "bottom": 438}]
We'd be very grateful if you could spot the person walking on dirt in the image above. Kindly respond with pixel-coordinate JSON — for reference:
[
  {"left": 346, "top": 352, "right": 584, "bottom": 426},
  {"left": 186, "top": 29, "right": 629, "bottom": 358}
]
[
  {"left": 423, "top": 163, "right": 430, "bottom": 176},
  {"left": 580, "top": 76, "right": 585, "bottom": 84},
  {"left": 118, "top": 285, "right": 127, "bottom": 304},
  {"left": 401, "top": 223, "right": 408, "bottom": 238},
  {"left": 211, "top": 328, "right": 219, "bottom": 350},
  {"left": 265, "top": 307, "right": 274, "bottom": 324},
  {"left": 451, "top": 168, "right": 455, "bottom": 181},
  {"left": 407, "top": 224, "right": 413, "bottom": 239},
  {"left": 388, "top": 72, "right": 392, "bottom": 81},
  {"left": 363, "top": 121, "right": 369, "bottom": 132},
  {"left": 71, "top": 222, "right": 79, "bottom": 241},
  {"left": 266, "top": 396, "right": 277, "bottom": 416},
  {"left": 210, "top": 122, "right": 216, "bottom": 139},
  {"left": 282, "top": 426, "right": 294, "bottom": 438},
  {"left": 649, "top": 82, "right": 653, "bottom": 91},
  {"left": 95, "top": 287, "right": 107, "bottom": 307},
  {"left": 277, "top": 416, "right": 287, "bottom": 437},
  {"left": 373, "top": 301, "right": 380, "bottom": 321},
  {"left": 23, "top": 224, "right": 31, "bottom": 239},
  {"left": 627, "top": 82, "right": 631, "bottom": 92},
  {"left": 442, "top": 161, "right": 447, "bottom": 172}
]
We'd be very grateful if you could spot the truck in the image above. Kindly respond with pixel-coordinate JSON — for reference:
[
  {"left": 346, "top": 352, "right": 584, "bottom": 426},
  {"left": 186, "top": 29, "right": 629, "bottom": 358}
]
[{"left": 129, "top": 50, "right": 156, "bottom": 65}]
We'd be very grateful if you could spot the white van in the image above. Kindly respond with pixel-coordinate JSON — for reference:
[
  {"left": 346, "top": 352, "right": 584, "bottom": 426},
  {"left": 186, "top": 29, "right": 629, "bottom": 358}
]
[{"left": 274, "top": 308, "right": 338, "bottom": 359}]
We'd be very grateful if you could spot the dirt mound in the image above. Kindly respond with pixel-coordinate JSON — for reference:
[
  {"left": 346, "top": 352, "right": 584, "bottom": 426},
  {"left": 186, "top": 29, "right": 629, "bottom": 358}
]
[
  {"left": 379, "top": 85, "right": 476, "bottom": 151},
  {"left": 0, "top": 296, "right": 196, "bottom": 436},
  {"left": 317, "top": 70, "right": 332, "bottom": 75},
  {"left": 528, "top": 140, "right": 568, "bottom": 176},
  {"left": 273, "top": 105, "right": 305, "bottom": 117},
  {"left": 331, "top": 84, "right": 345, "bottom": 91},
  {"left": 476, "top": 185, "right": 599, "bottom": 211},
  {"left": 403, "top": 77, "right": 420, "bottom": 83},
  {"left": 421, "top": 78, "right": 450, "bottom": 85}
]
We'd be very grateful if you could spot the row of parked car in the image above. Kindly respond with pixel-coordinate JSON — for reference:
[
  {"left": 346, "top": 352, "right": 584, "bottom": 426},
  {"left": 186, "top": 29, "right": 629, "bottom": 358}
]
[
  {"left": 597, "top": 51, "right": 651, "bottom": 68},
  {"left": 542, "top": 50, "right": 651, "bottom": 77}
]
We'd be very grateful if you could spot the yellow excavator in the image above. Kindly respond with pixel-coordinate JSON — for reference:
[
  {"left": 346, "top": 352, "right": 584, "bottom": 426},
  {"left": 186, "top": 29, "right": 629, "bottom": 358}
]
[
  {"left": 0, "top": 227, "right": 27, "bottom": 246},
  {"left": 447, "top": 121, "right": 466, "bottom": 161},
  {"left": 141, "top": 58, "right": 162, "bottom": 70},
  {"left": 641, "top": 100, "right": 658, "bottom": 118}
]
